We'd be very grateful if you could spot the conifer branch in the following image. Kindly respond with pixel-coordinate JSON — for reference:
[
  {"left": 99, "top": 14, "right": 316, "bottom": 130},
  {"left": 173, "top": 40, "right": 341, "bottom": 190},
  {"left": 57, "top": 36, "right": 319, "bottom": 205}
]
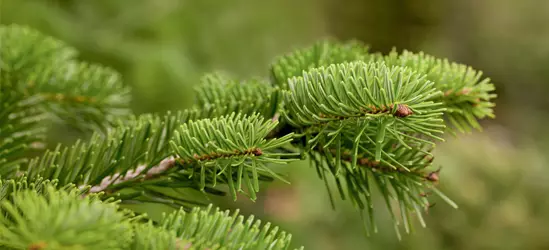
[
  {"left": 6, "top": 110, "right": 298, "bottom": 207},
  {"left": 0, "top": 25, "right": 498, "bottom": 247},
  {"left": 268, "top": 40, "right": 496, "bottom": 236},
  {"left": 378, "top": 49, "right": 497, "bottom": 133},
  {"left": 0, "top": 183, "right": 301, "bottom": 250},
  {"left": 282, "top": 61, "right": 445, "bottom": 164},
  {"left": 158, "top": 204, "right": 301, "bottom": 250},
  {"left": 170, "top": 113, "right": 298, "bottom": 201},
  {"left": 0, "top": 184, "right": 135, "bottom": 249},
  {"left": 0, "top": 24, "right": 131, "bottom": 132},
  {"left": 307, "top": 138, "right": 444, "bottom": 237}
]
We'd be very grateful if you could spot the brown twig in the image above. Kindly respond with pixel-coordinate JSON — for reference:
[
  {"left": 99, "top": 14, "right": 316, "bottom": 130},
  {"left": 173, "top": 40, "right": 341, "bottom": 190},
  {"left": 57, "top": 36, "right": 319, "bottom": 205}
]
[
  {"left": 87, "top": 157, "right": 177, "bottom": 194},
  {"left": 86, "top": 147, "right": 264, "bottom": 194}
]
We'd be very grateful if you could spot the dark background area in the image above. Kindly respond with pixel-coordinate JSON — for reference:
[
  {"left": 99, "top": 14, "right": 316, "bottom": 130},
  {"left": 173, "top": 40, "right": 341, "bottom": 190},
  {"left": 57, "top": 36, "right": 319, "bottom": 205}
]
[{"left": 2, "top": 0, "right": 549, "bottom": 249}]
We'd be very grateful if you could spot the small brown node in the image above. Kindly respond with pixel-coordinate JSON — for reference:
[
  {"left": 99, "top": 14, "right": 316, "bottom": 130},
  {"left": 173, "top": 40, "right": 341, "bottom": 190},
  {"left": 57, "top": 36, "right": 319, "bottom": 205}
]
[
  {"left": 252, "top": 148, "right": 263, "bottom": 156},
  {"left": 394, "top": 104, "right": 413, "bottom": 117},
  {"left": 425, "top": 168, "right": 441, "bottom": 182}
]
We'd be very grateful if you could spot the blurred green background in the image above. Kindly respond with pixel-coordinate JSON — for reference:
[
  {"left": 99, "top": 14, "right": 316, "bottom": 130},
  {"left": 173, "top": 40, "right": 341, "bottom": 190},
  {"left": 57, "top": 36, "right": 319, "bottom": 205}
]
[{"left": 2, "top": 0, "right": 549, "bottom": 249}]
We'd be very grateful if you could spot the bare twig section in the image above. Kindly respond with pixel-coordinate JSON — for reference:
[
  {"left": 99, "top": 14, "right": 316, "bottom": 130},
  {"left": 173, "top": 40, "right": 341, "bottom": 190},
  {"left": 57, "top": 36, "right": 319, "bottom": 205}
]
[
  {"left": 85, "top": 146, "right": 264, "bottom": 194},
  {"left": 87, "top": 157, "right": 176, "bottom": 194},
  {"left": 272, "top": 112, "right": 280, "bottom": 122},
  {"left": 425, "top": 167, "right": 441, "bottom": 183}
]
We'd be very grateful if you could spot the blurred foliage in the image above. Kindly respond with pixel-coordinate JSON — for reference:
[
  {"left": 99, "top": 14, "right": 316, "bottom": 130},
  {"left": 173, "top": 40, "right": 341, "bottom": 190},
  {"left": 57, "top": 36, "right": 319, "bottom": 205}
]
[
  {"left": 1, "top": 0, "right": 325, "bottom": 114},
  {"left": 2, "top": 0, "right": 549, "bottom": 249}
]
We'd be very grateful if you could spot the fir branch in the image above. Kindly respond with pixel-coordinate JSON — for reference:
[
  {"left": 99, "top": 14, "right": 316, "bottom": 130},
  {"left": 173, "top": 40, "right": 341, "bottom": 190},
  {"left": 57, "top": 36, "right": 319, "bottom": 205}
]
[
  {"left": 24, "top": 61, "right": 131, "bottom": 131},
  {"left": 283, "top": 61, "right": 446, "bottom": 164},
  {"left": 9, "top": 110, "right": 202, "bottom": 207},
  {"left": 304, "top": 134, "right": 449, "bottom": 237},
  {"left": 10, "top": 111, "right": 297, "bottom": 206},
  {"left": 0, "top": 182, "right": 301, "bottom": 250},
  {"left": 0, "top": 185, "right": 135, "bottom": 249},
  {"left": 159, "top": 204, "right": 302, "bottom": 250},
  {"left": 0, "top": 24, "right": 131, "bottom": 132},
  {"left": 273, "top": 57, "right": 457, "bottom": 236},
  {"left": 0, "top": 25, "right": 499, "bottom": 245},
  {"left": 378, "top": 49, "right": 497, "bottom": 133},
  {"left": 170, "top": 113, "right": 298, "bottom": 201}
]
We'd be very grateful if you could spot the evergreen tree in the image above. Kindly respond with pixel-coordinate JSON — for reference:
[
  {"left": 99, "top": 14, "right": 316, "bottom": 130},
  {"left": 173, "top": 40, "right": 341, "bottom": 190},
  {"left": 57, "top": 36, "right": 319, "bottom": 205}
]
[{"left": 0, "top": 24, "right": 496, "bottom": 249}]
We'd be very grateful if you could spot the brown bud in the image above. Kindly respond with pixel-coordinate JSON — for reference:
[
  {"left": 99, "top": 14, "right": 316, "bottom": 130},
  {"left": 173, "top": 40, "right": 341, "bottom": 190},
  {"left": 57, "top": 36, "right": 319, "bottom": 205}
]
[
  {"left": 426, "top": 168, "right": 441, "bottom": 182},
  {"left": 252, "top": 148, "right": 263, "bottom": 156},
  {"left": 394, "top": 104, "right": 413, "bottom": 117}
]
